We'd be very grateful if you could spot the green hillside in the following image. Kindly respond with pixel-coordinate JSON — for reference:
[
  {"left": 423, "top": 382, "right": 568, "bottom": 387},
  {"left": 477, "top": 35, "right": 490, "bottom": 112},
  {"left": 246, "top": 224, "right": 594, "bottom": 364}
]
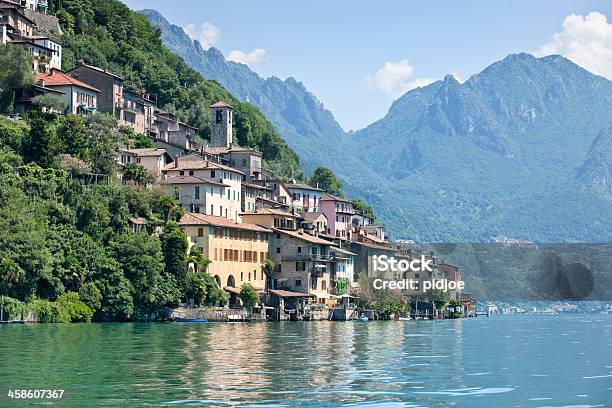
[{"left": 52, "top": 0, "right": 303, "bottom": 180}]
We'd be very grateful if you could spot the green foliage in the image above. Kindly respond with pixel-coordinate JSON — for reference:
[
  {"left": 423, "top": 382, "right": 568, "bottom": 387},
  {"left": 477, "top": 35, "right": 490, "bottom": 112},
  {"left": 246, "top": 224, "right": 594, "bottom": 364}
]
[
  {"left": 22, "top": 114, "right": 60, "bottom": 167},
  {"left": 32, "top": 94, "right": 67, "bottom": 113},
  {"left": 427, "top": 289, "right": 450, "bottom": 310},
  {"left": 78, "top": 282, "right": 102, "bottom": 311},
  {"left": 55, "top": 0, "right": 302, "bottom": 180},
  {"left": 28, "top": 298, "right": 70, "bottom": 323},
  {"left": 353, "top": 274, "right": 410, "bottom": 319},
  {"left": 122, "top": 163, "right": 153, "bottom": 186},
  {"left": 203, "top": 273, "right": 228, "bottom": 307},
  {"left": 239, "top": 283, "right": 260, "bottom": 308},
  {"left": 0, "top": 295, "right": 26, "bottom": 320},
  {"left": 0, "top": 116, "right": 28, "bottom": 153},
  {"left": 352, "top": 199, "right": 376, "bottom": 222},
  {"left": 310, "top": 166, "right": 343, "bottom": 197},
  {"left": 119, "top": 126, "right": 154, "bottom": 148},
  {"left": 160, "top": 222, "right": 188, "bottom": 289},
  {"left": 185, "top": 272, "right": 207, "bottom": 306},
  {"left": 0, "top": 44, "right": 35, "bottom": 113}
]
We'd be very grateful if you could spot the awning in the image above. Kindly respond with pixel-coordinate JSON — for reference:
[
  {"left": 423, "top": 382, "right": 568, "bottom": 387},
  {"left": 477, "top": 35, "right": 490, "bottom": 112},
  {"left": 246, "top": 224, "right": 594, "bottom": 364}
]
[
  {"left": 268, "top": 289, "right": 315, "bottom": 298},
  {"left": 223, "top": 286, "right": 241, "bottom": 295}
]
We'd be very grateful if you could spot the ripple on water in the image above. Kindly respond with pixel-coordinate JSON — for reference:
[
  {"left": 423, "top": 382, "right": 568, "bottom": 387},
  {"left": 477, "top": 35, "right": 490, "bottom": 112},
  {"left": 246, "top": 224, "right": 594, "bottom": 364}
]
[{"left": 414, "top": 387, "right": 515, "bottom": 396}]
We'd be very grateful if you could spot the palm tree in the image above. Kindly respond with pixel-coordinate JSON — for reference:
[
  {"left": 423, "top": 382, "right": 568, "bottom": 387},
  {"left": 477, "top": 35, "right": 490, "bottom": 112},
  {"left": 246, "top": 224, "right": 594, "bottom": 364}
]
[{"left": 187, "top": 247, "right": 211, "bottom": 274}]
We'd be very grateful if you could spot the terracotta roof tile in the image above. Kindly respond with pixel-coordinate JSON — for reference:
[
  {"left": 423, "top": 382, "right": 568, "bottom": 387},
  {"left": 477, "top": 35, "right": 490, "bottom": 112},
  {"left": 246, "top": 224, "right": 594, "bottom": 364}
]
[
  {"left": 36, "top": 70, "right": 100, "bottom": 92},
  {"left": 163, "top": 155, "right": 243, "bottom": 175},
  {"left": 179, "top": 212, "right": 271, "bottom": 232},
  {"left": 273, "top": 228, "right": 333, "bottom": 245},
  {"left": 161, "top": 175, "right": 227, "bottom": 186}
]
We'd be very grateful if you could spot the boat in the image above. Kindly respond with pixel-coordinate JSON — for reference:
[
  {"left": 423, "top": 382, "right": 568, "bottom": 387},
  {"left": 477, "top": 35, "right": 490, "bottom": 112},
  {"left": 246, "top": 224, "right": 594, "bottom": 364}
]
[
  {"left": 398, "top": 317, "right": 411, "bottom": 321},
  {"left": 175, "top": 317, "right": 209, "bottom": 323},
  {"left": 355, "top": 316, "right": 369, "bottom": 322}
]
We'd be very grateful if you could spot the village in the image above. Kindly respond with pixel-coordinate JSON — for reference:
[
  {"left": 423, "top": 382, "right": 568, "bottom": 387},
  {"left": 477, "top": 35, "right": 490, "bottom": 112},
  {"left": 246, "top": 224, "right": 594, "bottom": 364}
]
[{"left": 0, "top": 0, "right": 476, "bottom": 322}]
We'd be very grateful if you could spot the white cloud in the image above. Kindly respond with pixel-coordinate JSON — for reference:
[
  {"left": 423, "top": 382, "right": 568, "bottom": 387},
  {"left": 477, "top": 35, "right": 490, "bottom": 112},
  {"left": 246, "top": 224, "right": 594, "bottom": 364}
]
[
  {"left": 184, "top": 22, "right": 219, "bottom": 49},
  {"left": 227, "top": 48, "right": 267, "bottom": 66},
  {"left": 366, "top": 59, "right": 434, "bottom": 98},
  {"left": 535, "top": 11, "right": 612, "bottom": 79}
]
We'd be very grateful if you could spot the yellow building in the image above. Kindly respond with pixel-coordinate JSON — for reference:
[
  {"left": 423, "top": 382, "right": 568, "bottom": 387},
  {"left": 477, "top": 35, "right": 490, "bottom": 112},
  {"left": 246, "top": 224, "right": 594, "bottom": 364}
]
[
  {"left": 179, "top": 212, "right": 272, "bottom": 296},
  {"left": 241, "top": 208, "right": 299, "bottom": 230}
]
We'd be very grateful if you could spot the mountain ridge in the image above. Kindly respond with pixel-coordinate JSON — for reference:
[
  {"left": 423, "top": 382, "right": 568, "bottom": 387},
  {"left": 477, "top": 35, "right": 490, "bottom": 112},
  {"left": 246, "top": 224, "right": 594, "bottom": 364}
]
[
  {"left": 141, "top": 8, "right": 346, "bottom": 173},
  {"left": 143, "top": 8, "right": 612, "bottom": 242}
]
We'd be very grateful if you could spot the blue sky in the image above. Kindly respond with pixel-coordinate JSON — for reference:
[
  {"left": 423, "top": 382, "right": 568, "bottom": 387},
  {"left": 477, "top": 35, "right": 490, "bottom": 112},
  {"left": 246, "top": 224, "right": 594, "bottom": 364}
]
[{"left": 121, "top": 0, "right": 612, "bottom": 131}]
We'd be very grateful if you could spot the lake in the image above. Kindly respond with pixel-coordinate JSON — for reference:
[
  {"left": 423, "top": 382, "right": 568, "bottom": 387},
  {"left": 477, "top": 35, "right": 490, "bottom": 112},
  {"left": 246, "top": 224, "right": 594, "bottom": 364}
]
[{"left": 0, "top": 315, "right": 610, "bottom": 407}]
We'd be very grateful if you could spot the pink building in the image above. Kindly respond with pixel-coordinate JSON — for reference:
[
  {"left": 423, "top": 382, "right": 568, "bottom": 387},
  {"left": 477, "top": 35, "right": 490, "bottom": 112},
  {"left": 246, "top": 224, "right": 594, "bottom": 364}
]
[{"left": 319, "top": 193, "right": 355, "bottom": 241}]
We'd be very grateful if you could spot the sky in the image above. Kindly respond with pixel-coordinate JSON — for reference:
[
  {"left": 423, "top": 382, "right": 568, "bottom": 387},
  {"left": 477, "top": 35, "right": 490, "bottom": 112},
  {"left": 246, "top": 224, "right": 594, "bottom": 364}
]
[{"left": 121, "top": 0, "right": 612, "bottom": 131}]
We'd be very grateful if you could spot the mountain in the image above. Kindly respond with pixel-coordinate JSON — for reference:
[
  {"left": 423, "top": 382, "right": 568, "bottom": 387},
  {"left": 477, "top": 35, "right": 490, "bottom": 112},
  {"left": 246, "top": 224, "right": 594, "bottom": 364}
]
[
  {"left": 142, "top": 9, "right": 346, "bottom": 173},
  {"left": 342, "top": 53, "right": 612, "bottom": 242},
  {"left": 143, "top": 8, "right": 611, "bottom": 242}
]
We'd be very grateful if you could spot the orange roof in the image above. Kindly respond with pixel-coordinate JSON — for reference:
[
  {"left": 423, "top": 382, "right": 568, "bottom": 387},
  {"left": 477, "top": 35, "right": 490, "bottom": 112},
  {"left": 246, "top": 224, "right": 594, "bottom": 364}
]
[
  {"left": 163, "top": 155, "right": 244, "bottom": 175},
  {"left": 36, "top": 70, "right": 100, "bottom": 92},
  {"left": 179, "top": 212, "right": 271, "bottom": 233},
  {"left": 273, "top": 228, "right": 333, "bottom": 245}
]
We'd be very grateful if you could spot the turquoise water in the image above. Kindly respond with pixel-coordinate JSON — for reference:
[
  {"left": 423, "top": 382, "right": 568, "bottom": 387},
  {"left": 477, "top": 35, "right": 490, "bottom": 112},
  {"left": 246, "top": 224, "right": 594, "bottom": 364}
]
[{"left": 0, "top": 315, "right": 610, "bottom": 407}]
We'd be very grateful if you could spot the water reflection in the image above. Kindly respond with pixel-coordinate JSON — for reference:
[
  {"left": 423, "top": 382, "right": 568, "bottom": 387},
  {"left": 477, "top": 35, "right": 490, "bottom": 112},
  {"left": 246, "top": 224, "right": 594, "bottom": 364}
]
[{"left": 0, "top": 315, "right": 610, "bottom": 407}]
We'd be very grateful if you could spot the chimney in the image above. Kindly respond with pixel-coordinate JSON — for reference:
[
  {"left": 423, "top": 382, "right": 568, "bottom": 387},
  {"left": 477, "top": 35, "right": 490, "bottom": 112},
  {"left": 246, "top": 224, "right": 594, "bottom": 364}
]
[{"left": 174, "top": 156, "right": 179, "bottom": 168}]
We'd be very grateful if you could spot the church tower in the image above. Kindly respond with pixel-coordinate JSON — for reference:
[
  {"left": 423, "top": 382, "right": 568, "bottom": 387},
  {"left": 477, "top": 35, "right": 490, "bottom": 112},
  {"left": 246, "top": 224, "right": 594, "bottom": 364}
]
[{"left": 210, "top": 101, "right": 233, "bottom": 147}]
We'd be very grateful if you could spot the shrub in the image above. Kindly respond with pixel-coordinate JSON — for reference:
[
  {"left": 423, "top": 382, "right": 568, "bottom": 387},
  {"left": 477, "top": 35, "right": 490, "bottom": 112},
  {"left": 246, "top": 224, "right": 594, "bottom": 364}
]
[
  {"left": 239, "top": 283, "right": 260, "bottom": 308},
  {"left": 0, "top": 295, "right": 26, "bottom": 321}
]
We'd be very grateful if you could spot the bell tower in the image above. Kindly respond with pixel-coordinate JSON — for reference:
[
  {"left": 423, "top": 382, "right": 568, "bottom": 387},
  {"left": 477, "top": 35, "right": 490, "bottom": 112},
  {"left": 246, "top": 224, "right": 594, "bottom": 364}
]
[{"left": 210, "top": 101, "right": 233, "bottom": 147}]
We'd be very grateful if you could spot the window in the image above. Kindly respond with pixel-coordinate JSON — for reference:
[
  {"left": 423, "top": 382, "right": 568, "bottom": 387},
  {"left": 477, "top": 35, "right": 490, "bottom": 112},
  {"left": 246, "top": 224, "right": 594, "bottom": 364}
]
[
  {"left": 195, "top": 186, "right": 200, "bottom": 200},
  {"left": 179, "top": 171, "right": 184, "bottom": 176},
  {"left": 322, "top": 280, "right": 327, "bottom": 291},
  {"left": 296, "top": 261, "right": 306, "bottom": 272},
  {"left": 276, "top": 247, "right": 281, "bottom": 254},
  {"left": 297, "top": 246, "right": 302, "bottom": 254},
  {"left": 295, "top": 279, "right": 302, "bottom": 287},
  {"left": 189, "top": 170, "right": 194, "bottom": 176},
  {"left": 248, "top": 272, "right": 251, "bottom": 281},
  {"left": 211, "top": 170, "right": 216, "bottom": 178},
  {"left": 210, "top": 204, "right": 214, "bottom": 215},
  {"left": 242, "top": 159, "right": 247, "bottom": 166},
  {"left": 241, "top": 272, "right": 244, "bottom": 281},
  {"left": 215, "top": 109, "right": 222, "bottom": 124},
  {"left": 174, "top": 187, "right": 179, "bottom": 199},
  {"left": 197, "top": 228, "right": 204, "bottom": 237}
]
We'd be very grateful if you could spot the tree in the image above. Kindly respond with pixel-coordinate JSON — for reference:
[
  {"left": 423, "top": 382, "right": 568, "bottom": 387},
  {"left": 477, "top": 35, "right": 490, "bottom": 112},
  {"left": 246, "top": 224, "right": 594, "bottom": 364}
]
[
  {"left": 310, "top": 166, "right": 343, "bottom": 197},
  {"left": 122, "top": 163, "right": 153, "bottom": 186},
  {"left": 110, "top": 231, "right": 164, "bottom": 312},
  {"left": 239, "top": 283, "right": 260, "bottom": 308},
  {"left": 57, "top": 115, "right": 89, "bottom": 160},
  {"left": 427, "top": 288, "right": 450, "bottom": 310},
  {"left": 22, "top": 115, "right": 60, "bottom": 167},
  {"left": 84, "top": 114, "right": 119, "bottom": 176},
  {"left": 185, "top": 273, "right": 207, "bottom": 306},
  {"left": 32, "top": 94, "right": 67, "bottom": 113},
  {"left": 187, "top": 247, "right": 211, "bottom": 273},
  {"left": 352, "top": 198, "right": 376, "bottom": 222},
  {"left": 78, "top": 282, "right": 102, "bottom": 312},
  {"left": 0, "top": 44, "right": 35, "bottom": 113},
  {"left": 160, "top": 222, "right": 188, "bottom": 289}
]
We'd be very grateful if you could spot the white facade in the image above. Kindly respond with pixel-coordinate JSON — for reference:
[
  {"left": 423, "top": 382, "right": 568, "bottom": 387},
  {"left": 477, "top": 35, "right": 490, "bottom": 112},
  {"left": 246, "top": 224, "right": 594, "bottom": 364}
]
[
  {"left": 32, "top": 37, "right": 61, "bottom": 70},
  {"left": 286, "top": 184, "right": 324, "bottom": 213}
]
